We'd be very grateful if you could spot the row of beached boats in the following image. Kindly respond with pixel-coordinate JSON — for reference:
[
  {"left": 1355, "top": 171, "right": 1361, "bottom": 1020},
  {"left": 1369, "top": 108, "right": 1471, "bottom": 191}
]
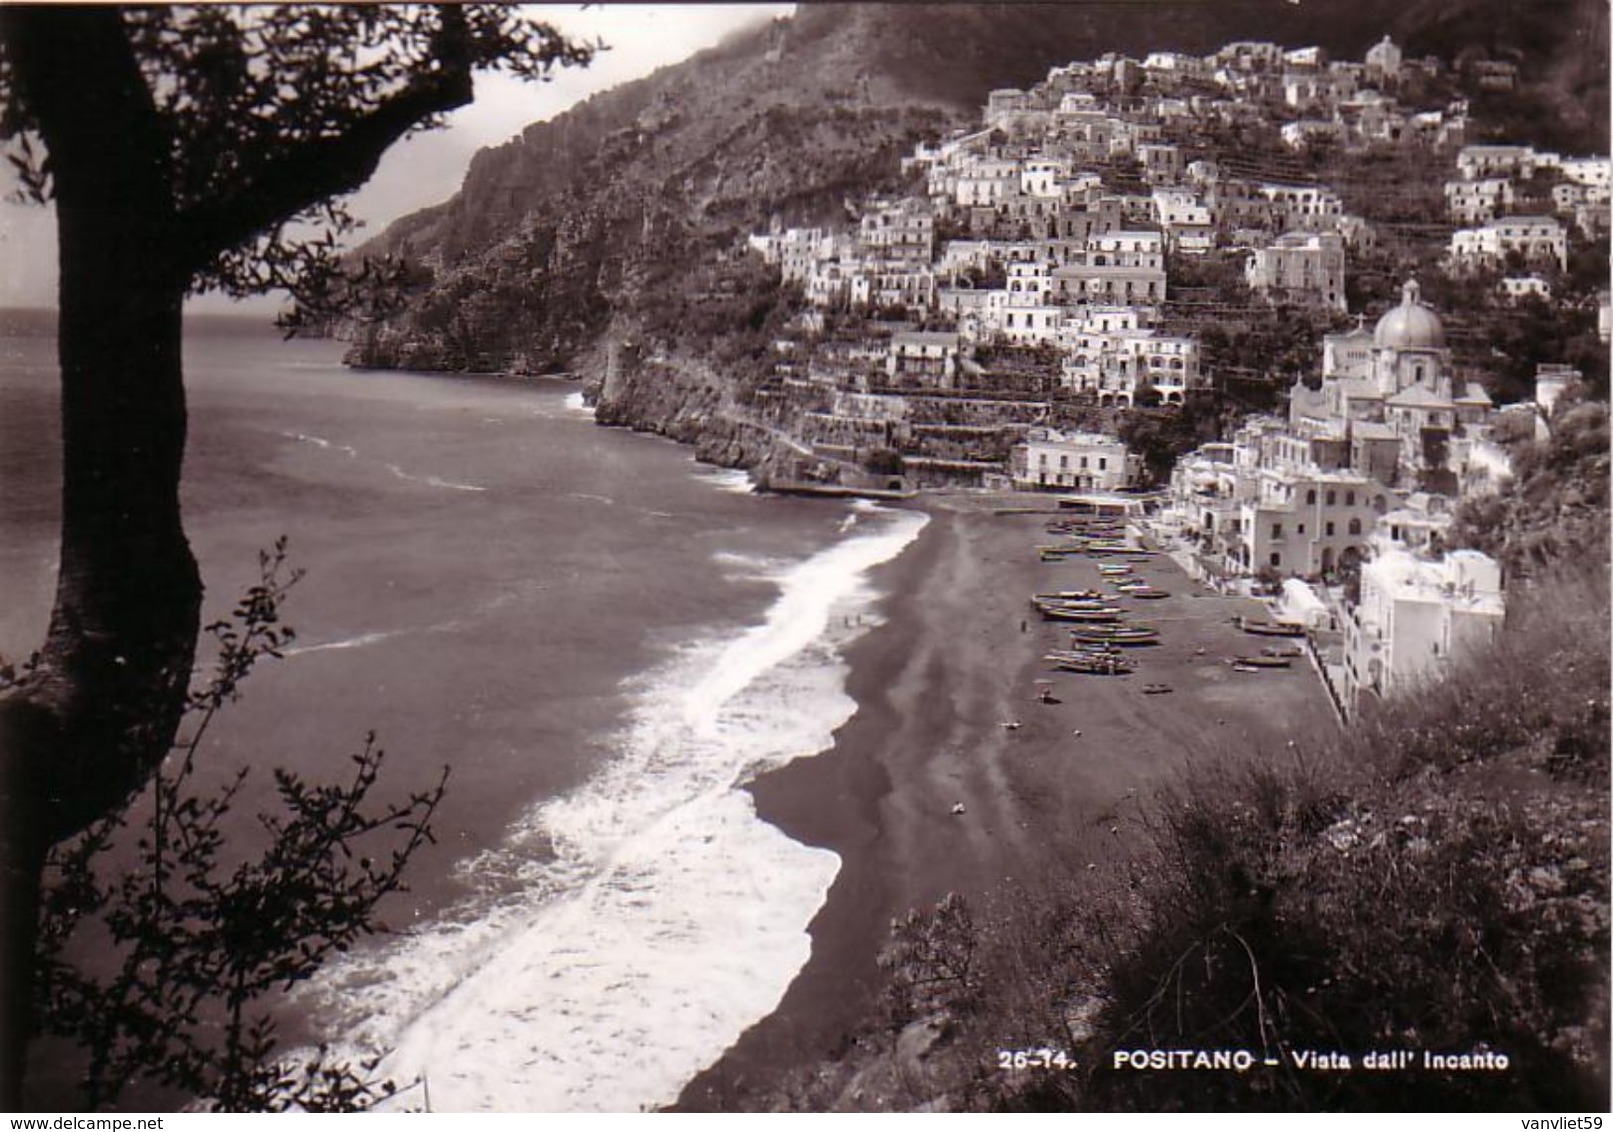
[
  {"left": 1034, "top": 518, "right": 1315, "bottom": 685},
  {"left": 1035, "top": 521, "right": 1171, "bottom": 677}
]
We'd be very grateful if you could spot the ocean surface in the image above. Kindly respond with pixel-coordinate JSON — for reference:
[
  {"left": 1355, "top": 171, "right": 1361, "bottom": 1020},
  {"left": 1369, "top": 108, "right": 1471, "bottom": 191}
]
[{"left": 0, "top": 310, "right": 926, "bottom": 1111}]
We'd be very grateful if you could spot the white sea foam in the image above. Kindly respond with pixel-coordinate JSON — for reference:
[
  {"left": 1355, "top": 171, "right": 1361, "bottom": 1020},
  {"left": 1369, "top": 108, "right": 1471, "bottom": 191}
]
[
  {"left": 298, "top": 506, "right": 929, "bottom": 1112},
  {"left": 283, "top": 630, "right": 400, "bottom": 657},
  {"left": 284, "top": 431, "right": 358, "bottom": 459},
  {"left": 700, "top": 467, "right": 756, "bottom": 495},
  {"left": 561, "top": 390, "right": 592, "bottom": 416},
  {"left": 384, "top": 463, "right": 487, "bottom": 493}
]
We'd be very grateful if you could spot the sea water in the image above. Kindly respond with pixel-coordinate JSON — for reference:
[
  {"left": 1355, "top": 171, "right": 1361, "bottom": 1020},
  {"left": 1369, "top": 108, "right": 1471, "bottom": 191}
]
[{"left": 0, "top": 312, "right": 925, "bottom": 1111}]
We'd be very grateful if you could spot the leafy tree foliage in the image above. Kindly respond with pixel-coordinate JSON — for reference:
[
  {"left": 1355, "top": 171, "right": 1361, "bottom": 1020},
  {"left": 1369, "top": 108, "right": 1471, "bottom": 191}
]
[
  {"left": 0, "top": 5, "right": 590, "bottom": 1107},
  {"left": 38, "top": 542, "right": 447, "bottom": 1110},
  {"left": 1451, "top": 396, "right": 1611, "bottom": 572}
]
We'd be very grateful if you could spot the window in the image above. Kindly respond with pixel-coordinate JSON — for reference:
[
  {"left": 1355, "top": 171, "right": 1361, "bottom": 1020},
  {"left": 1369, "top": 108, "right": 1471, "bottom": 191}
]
[
  {"left": 1325, "top": 521, "right": 1336, "bottom": 536},
  {"left": 1345, "top": 490, "right": 1355, "bottom": 506},
  {"left": 1306, "top": 489, "right": 1317, "bottom": 505},
  {"left": 1098, "top": 457, "right": 1108, "bottom": 470},
  {"left": 1326, "top": 490, "right": 1336, "bottom": 506},
  {"left": 1271, "top": 522, "right": 1283, "bottom": 539},
  {"left": 1270, "top": 552, "right": 1282, "bottom": 567},
  {"left": 1348, "top": 518, "right": 1362, "bottom": 536},
  {"left": 1297, "top": 523, "right": 1306, "bottom": 534},
  {"left": 1060, "top": 455, "right": 1069, "bottom": 469}
]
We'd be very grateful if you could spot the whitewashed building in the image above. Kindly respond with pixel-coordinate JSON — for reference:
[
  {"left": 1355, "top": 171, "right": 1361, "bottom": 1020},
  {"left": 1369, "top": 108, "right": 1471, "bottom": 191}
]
[
  {"left": 1448, "top": 215, "right": 1568, "bottom": 273},
  {"left": 1012, "top": 428, "right": 1139, "bottom": 492},
  {"left": 1342, "top": 548, "right": 1505, "bottom": 717},
  {"left": 1245, "top": 232, "right": 1347, "bottom": 311}
]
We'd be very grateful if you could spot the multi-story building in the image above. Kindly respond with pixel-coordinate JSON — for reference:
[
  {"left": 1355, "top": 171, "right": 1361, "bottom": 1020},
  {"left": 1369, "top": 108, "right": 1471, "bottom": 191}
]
[
  {"left": 1455, "top": 144, "right": 1548, "bottom": 181},
  {"left": 1444, "top": 177, "right": 1515, "bottom": 224},
  {"left": 859, "top": 198, "right": 935, "bottom": 264},
  {"left": 848, "top": 261, "right": 936, "bottom": 312},
  {"left": 1245, "top": 232, "right": 1347, "bottom": 311},
  {"left": 1012, "top": 428, "right": 1139, "bottom": 491},
  {"left": 1364, "top": 35, "right": 1403, "bottom": 84},
  {"left": 1152, "top": 188, "right": 1215, "bottom": 253},
  {"left": 1342, "top": 547, "right": 1505, "bottom": 717},
  {"left": 1060, "top": 322, "right": 1201, "bottom": 405},
  {"left": 1258, "top": 183, "right": 1346, "bottom": 232},
  {"left": 1448, "top": 215, "right": 1568, "bottom": 273}
]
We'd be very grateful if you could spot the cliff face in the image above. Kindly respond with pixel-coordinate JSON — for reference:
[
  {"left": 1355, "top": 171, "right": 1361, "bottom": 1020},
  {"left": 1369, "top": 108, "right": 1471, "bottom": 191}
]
[{"left": 347, "top": 1, "right": 1607, "bottom": 461}]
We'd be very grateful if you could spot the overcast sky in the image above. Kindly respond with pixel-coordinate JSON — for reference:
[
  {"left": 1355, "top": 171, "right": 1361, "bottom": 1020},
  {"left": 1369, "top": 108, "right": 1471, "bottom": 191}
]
[{"left": 0, "top": 4, "right": 793, "bottom": 313}]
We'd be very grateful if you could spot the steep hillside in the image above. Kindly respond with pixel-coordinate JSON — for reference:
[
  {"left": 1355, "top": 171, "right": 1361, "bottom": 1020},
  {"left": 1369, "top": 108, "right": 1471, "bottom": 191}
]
[{"left": 343, "top": 1, "right": 1607, "bottom": 409}]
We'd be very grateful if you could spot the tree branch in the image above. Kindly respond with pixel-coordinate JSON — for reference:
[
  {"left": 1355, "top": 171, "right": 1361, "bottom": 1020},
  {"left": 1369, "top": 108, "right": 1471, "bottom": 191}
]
[
  {"left": 174, "top": 7, "right": 476, "bottom": 271},
  {"left": 0, "top": 6, "right": 168, "bottom": 211}
]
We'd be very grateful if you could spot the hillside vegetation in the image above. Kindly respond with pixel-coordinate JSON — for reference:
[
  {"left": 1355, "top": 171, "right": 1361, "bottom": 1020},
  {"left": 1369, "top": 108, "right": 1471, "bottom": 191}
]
[{"left": 766, "top": 556, "right": 1609, "bottom": 1112}]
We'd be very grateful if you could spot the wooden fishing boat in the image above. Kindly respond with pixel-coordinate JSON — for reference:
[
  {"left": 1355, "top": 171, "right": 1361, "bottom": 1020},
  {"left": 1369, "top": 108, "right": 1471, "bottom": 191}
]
[
  {"left": 1069, "top": 626, "right": 1159, "bottom": 645},
  {"left": 1033, "top": 590, "right": 1106, "bottom": 603},
  {"left": 1044, "top": 651, "right": 1135, "bottom": 675},
  {"left": 1238, "top": 616, "right": 1306, "bottom": 637},
  {"left": 1040, "top": 605, "right": 1124, "bottom": 622},
  {"left": 1230, "top": 654, "right": 1292, "bottom": 668},
  {"left": 1036, "top": 599, "right": 1114, "bottom": 614},
  {"left": 1125, "top": 586, "right": 1171, "bottom": 599}
]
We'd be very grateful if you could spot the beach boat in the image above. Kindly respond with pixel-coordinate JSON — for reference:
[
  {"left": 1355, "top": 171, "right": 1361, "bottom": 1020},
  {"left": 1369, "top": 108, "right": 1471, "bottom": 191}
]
[
  {"left": 1033, "top": 590, "right": 1106, "bottom": 603},
  {"left": 1069, "top": 626, "right": 1160, "bottom": 646},
  {"left": 1097, "top": 564, "right": 1133, "bottom": 576},
  {"left": 1230, "top": 654, "right": 1292, "bottom": 668},
  {"left": 1039, "top": 605, "right": 1125, "bottom": 623},
  {"left": 1044, "top": 652, "right": 1135, "bottom": 675},
  {"left": 1125, "top": 586, "right": 1171, "bottom": 599},
  {"left": 1261, "top": 644, "right": 1303, "bottom": 658},
  {"left": 1035, "top": 599, "right": 1114, "bottom": 614},
  {"left": 1238, "top": 616, "right": 1306, "bottom": 637},
  {"left": 1046, "top": 646, "right": 1121, "bottom": 662},
  {"left": 1141, "top": 683, "right": 1174, "bottom": 695}
]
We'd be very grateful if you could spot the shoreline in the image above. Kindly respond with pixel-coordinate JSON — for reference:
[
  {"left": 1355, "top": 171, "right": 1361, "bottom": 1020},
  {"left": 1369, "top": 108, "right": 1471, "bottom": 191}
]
[{"left": 675, "top": 492, "right": 1340, "bottom": 1111}]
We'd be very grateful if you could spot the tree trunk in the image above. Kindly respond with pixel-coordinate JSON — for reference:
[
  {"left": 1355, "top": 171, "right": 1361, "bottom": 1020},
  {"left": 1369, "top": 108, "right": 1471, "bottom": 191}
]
[
  {"left": 0, "top": 208, "right": 201, "bottom": 1106},
  {"left": 0, "top": 8, "right": 203, "bottom": 1103}
]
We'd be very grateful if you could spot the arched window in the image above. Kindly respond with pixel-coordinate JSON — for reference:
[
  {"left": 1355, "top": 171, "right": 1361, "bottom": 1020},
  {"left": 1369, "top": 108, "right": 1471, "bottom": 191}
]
[
  {"left": 1348, "top": 517, "right": 1362, "bottom": 536},
  {"left": 1306, "top": 489, "right": 1317, "bottom": 505},
  {"left": 1345, "top": 490, "right": 1356, "bottom": 506},
  {"left": 1326, "top": 490, "right": 1336, "bottom": 506}
]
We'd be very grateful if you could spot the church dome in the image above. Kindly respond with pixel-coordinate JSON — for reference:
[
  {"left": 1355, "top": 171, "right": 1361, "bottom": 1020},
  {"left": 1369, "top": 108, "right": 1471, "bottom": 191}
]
[{"left": 1374, "top": 278, "right": 1446, "bottom": 349}]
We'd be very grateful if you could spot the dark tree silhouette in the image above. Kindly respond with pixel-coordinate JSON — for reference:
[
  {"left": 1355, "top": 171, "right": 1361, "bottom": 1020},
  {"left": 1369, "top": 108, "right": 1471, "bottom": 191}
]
[{"left": 0, "top": 6, "right": 592, "bottom": 1105}]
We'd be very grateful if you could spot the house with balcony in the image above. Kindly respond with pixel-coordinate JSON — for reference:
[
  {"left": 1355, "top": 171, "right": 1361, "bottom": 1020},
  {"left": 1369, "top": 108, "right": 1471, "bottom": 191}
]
[
  {"left": 1012, "top": 428, "right": 1139, "bottom": 492},
  {"left": 1245, "top": 232, "right": 1347, "bottom": 311},
  {"left": 1448, "top": 215, "right": 1568, "bottom": 273}
]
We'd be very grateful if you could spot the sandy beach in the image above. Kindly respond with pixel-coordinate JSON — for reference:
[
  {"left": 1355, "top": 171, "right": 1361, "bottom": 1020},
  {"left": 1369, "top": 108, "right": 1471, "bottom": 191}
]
[{"left": 675, "top": 493, "right": 1338, "bottom": 1110}]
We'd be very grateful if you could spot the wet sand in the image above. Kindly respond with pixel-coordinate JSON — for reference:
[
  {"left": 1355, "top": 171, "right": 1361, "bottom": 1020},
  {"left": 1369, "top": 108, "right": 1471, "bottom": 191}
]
[{"left": 675, "top": 494, "right": 1338, "bottom": 1110}]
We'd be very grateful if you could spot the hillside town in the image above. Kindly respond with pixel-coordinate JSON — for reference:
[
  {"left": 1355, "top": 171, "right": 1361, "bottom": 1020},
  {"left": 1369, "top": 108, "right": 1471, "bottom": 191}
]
[{"left": 734, "top": 35, "right": 1609, "bottom": 720}]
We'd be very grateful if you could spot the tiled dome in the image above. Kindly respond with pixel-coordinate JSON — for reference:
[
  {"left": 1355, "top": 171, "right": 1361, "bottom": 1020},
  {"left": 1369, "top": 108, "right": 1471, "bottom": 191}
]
[{"left": 1374, "top": 278, "right": 1446, "bottom": 349}]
